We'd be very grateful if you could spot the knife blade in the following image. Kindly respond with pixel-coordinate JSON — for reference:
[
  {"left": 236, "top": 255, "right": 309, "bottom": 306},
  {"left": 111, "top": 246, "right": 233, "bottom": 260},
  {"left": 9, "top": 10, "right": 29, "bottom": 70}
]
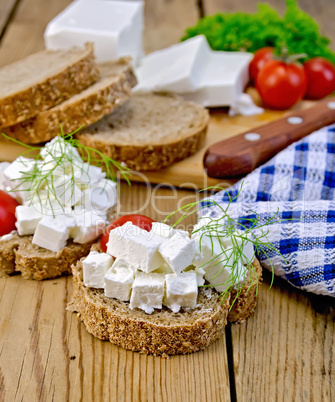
[{"left": 204, "top": 98, "right": 335, "bottom": 179}]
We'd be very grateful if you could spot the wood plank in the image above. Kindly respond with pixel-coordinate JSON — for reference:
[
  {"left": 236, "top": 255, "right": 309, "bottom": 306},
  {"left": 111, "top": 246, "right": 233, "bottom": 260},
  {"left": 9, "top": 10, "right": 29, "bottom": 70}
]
[
  {"left": 0, "top": 0, "right": 18, "bottom": 38},
  {"left": 0, "top": 182, "right": 232, "bottom": 401},
  {"left": 0, "top": 0, "right": 72, "bottom": 68},
  {"left": 143, "top": 0, "right": 200, "bottom": 53},
  {"left": 230, "top": 272, "right": 335, "bottom": 401}
]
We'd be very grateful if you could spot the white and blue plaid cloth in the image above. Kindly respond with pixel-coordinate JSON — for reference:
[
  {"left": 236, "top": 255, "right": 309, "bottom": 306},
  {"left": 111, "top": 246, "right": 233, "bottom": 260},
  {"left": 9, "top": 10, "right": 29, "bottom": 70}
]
[{"left": 200, "top": 124, "right": 335, "bottom": 297}]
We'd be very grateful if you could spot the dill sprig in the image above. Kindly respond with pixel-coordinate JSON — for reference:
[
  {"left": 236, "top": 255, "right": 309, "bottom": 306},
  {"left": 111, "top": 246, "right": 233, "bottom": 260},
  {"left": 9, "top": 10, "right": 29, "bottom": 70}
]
[
  {"left": 2, "top": 127, "right": 131, "bottom": 216},
  {"left": 164, "top": 184, "right": 288, "bottom": 308}
]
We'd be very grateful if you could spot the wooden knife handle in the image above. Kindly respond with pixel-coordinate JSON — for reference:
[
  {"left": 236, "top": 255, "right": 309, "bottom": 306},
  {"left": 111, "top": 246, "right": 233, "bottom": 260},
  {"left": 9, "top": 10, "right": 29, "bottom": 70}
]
[{"left": 204, "top": 98, "right": 335, "bottom": 179}]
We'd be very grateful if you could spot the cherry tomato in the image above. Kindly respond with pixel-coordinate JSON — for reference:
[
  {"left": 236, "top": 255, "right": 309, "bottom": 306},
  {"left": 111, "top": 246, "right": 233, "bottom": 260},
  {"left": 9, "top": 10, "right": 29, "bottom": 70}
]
[
  {"left": 101, "top": 214, "right": 155, "bottom": 252},
  {"left": 256, "top": 60, "right": 307, "bottom": 109},
  {"left": 0, "top": 190, "right": 19, "bottom": 236},
  {"left": 303, "top": 57, "right": 335, "bottom": 100},
  {"left": 249, "top": 47, "right": 274, "bottom": 83}
]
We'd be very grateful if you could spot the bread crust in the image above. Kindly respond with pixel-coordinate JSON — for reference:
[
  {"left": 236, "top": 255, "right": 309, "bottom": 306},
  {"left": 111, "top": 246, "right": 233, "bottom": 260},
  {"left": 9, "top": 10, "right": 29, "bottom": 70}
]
[
  {"left": 2, "top": 58, "right": 137, "bottom": 144},
  {"left": 69, "top": 258, "right": 230, "bottom": 356},
  {"left": 68, "top": 258, "right": 262, "bottom": 356},
  {"left": 0, "top": 43, "right": 99, "bottom": 128},
  {"left": 0, "top": 232, "right": 94, "bottom": 280},
  {"left": 228, "top": 258, "right": 263, "bottom": 323},
  {"left": 77, "top": 94, "right": 210, "bottom": 171}
]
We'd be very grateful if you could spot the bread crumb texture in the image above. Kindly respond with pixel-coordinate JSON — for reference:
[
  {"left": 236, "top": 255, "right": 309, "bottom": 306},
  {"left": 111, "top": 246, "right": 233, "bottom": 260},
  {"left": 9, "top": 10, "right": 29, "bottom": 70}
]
[
  {"left": 68, "top": 257, "right": 262, "bottom": 356},
  {"left": 1, "top": 58, "right": 137, "bottom": 144},
  {"left": 0, "top": 232, "right": 94, "bottom": 280},
  {"left": 0, "top": 43, "right": 99, "bottom": 127},
  {"left": 77, "top": 93, "right": 210, "bottom": 170}
]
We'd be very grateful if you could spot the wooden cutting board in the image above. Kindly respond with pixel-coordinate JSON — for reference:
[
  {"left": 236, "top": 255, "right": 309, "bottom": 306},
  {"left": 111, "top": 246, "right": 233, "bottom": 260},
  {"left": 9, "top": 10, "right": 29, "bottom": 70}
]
[{"left": 0, "top": 88, "right": 316, "bottom": 189}]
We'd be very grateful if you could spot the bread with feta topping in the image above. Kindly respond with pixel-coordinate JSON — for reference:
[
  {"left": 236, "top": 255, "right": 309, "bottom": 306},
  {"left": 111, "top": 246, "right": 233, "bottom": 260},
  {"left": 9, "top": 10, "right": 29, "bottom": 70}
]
[
  {"left": 68, "top": 254, "right": 262, "bottom": 356},
  {"left": 2, "top": 58, "right": 137, "bottom": 144},
  {"left": 76, "top": 93, "right": 209, "bottom": 170},
  {"left": 0, "top": 43, "right": 99, "bottom": 128},
  {"left": 0, "top": 231, "right": 94, "bottom": 280}
]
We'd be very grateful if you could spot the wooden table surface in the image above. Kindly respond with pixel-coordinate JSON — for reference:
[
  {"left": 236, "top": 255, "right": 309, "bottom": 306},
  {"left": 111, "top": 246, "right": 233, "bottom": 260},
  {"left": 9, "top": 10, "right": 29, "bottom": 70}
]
[{"left": 0, "top": 0, "right": 334, "bottom": 401}]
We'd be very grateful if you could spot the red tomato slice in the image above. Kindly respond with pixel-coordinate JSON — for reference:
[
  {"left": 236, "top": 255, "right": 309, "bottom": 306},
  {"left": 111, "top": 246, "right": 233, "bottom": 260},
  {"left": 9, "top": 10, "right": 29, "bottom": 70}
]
[
  {"left": 304, "top": 57, "right": 335, "bottom": 100},
  {"left": 101, "top": 214, "right": 155, "bottom": 252},
  {"left": 0, "top": 190, "right": 19, "bottom": 236}
]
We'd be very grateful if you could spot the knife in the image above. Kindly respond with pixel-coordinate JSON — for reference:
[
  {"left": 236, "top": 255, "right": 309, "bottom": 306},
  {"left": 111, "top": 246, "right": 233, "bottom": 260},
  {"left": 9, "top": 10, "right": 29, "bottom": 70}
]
[{"left": 204, "top": 98, "right": 335, "bottom": 179}]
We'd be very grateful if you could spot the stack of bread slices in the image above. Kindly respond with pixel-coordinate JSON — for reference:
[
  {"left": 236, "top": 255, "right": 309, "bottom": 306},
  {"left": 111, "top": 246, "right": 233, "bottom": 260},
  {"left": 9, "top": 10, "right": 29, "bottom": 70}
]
[{"left": 0, "top": 43, "right": 209, "bottom": 170}]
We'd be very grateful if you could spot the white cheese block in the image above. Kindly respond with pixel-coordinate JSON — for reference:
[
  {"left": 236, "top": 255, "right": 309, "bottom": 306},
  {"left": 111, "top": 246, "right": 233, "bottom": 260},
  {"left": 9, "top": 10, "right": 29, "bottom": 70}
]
[
  {"left": 70, "top": 210, "right": 106, "bottom": 244},
  {"left": 104, "top": 260, "right": 134, "bottom": 301},
  {"left": 135, "top": 35, "right": 209, "bottom": 93},
  {"left": 3, "top": 157, "right": 37, "bottom": 201},
  {"left": 204, "top": 248, "right": 247, "bottom": 293},
  {"left": 73, "top": 163, "right": 106, "bottom": 189},
  {"left": 83, "top": 251, "right": 114, "bottom": 289},
  {"left": 152, "top": 263, "right": 174, "bottom": 275},
  {"left": 191, "top": 230, "right": 225, "bottom": 268},
  {"left": 0, "top": 162, "right": 10, "bottom": 191},
  {"left": 82, "top": 179, "right": 117, "bottom": 214},
  {"left": 53, "top": 174, "right": 82, "bottom": 207},
  {"left": 220, "top": 230, "right": 255, "bottom": 265},
  {"left": 159, "top": 233, "right": 196, "bottom": 274},
  {"left": 164, "top": 272, "right": 198, "bottom": 313},
  {"left": 182, "top": 51, "right": 252, "bottom": 107},
  {"left": 150, "top": 222, "right": 176, "bottom": 239},
  {"left": 134, "top": 35, "right": 252, "bottom": 106},
  {"left": 40, "top": 137, "right": 81, "bottom": 163},
  {"left": 194, "top": 267, "right": 206, "bottom": 286},
  {"left": 129, "top": 272, "right": 165, "bottom": 314},
  {"left": 106, "top": 222, "right": 165, "bottom": 273},
  {"left": 45, "top": 0, "right": 144, "bottom": 63},
  {"left": 32, "top": 215, "right": 75, "bottom": 252},
  {"left": 15, "top": 205, "right": 43, "bottom": 236}
]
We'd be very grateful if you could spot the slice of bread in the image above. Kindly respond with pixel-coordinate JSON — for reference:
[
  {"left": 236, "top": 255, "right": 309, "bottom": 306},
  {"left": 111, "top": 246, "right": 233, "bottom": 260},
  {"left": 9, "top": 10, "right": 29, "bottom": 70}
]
[
  {"left": 0, "top": 43, "right": 99, "bottom": 128},
  {"left": 68, "top": 256, "right": 262, "bottom": 356},
  {"left": 2, "top": 58, "right": 137, "bottom": 144},
  {"left": 0, "top": 232, "right": 94, "bottom": 280},
  {"left": 76, "top": 93, "right": 210, "bottom": 171}
]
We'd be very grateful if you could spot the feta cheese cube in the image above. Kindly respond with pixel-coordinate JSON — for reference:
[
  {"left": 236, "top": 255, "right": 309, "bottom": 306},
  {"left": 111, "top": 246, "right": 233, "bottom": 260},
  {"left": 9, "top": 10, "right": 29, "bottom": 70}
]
[
  {"left": 0, "top": 162, "right": 10, "bottom": 191},
  {"left": 158, "top": 233, "right": 196, "bottom": 274},
  {"left": 153, "top": 263, "right": 174, "bottom": 275},
  {"left": 107, "top": 222, "right": 165, "bottom": 272},
  {"left": 73, "top": 163, "right": 106, "bottom": 188},
  {"left": 40, "top": 137, "right": 81, "bottom": 163},
  {"left": 53, "top": 174, "right": 82, "bottom": 207},
  {"left": 82, "top": 179, "right": 117, "bottom": 214},
  {"left": 194, "top": 267, "right": 206, "bottom": 286},
  {"left": 135, "top": 35, "right": 252, "bottom": 107},
  {"left": 83, "top": 251, "right": 114, "bottom": 289},
  {"left": 3, "top": 157, "right": 37, "bottom": 201},
  {"left": 15, "top": 205, "right": 43, "bottom": 235},
  {"left": 150, "top": 222, "right": 176, "bottom": 239},
  {"left": 70, "top": 211, "right": 106, "bottom": 244},
  {"left": 45, "top": 0, "right": 144, "bottom": 63},
  {"left": 129, "top": 272, "right": 165, "bottom": 314},
  {"left": 104, "top": 260, "right": 134, "bottom": 301},
  {"left": 164, "top": 272, "right": 198, "bottom": 313},
  {"left": 135, "top": 35, "right": 209, "bottom": 93},
  {"left": 204, "top": 248, "right": 247, "bottom": 293},
  {"left": 32, "top": 215, "right": 75, "bottom": 252},
  {"left": 220, "top": 231, "right": 255, "bottom": 265},
  {"left": 191, "top": 231, "right": 225, "bottom": 268}
]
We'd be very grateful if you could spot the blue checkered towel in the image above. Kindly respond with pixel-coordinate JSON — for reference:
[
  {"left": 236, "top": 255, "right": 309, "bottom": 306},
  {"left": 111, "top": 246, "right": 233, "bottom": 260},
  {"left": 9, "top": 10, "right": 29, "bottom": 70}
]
[{"left": 200, "top": 124, "right": 335, "bottom": 297}]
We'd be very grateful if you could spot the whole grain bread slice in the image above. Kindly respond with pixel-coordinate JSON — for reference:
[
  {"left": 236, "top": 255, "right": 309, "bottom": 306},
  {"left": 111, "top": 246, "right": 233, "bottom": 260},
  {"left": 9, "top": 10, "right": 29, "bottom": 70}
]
[
  {"left": 0, "top": 232, "right": 94, "bottom": 280},
  {"left": 76, "top": 93, "right": 210, "bottom": 171},
  {"left": 2, "top": 58, "right": 137, "bottom": 144},
  {"left": 0, "top": 43, "right": 99, "bottom": 128},
  {"left": 68, "top": 256, "right": 262, "bottom": 356}
]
